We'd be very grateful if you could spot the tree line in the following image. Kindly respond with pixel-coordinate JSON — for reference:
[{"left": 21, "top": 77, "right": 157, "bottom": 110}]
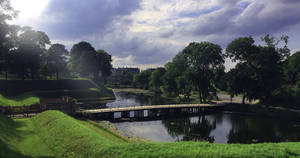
[
  {"left": 133, "top": 36, "right": 300, "bottom": 107},
  {"left": 0, "top": 0, "right": 112, "bottom": 82}
]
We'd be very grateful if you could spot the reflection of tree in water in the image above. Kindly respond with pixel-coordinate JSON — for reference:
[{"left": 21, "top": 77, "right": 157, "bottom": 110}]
[
  {"left": 162, "top": 115, "right": 216, "bottom": 142},
  {"left": 227, "top": 115, "right": 300, "bottom": 144},
  {"left": 134, "top": 93, "right": 169, "bottom": 105},
  {"left": 133, "top": 94, "right": 151, "bottom": 105}
]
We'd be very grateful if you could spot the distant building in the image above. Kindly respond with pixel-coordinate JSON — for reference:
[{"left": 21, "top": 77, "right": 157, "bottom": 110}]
[{"left": 108, "top": 67, "right": 140, "bottom": 85}]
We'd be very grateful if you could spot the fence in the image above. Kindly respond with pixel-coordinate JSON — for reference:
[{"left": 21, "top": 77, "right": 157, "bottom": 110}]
[{"left": 0, "top": 102, "right": 77, "bottom": 118}]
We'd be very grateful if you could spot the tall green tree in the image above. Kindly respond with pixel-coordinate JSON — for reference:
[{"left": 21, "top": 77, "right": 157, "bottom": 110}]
[
  {"left": 9, "top": 27, "right": 50, "bottom": 79},
  {"left": 149, "top": 67, "right": 165, "bottom": 93},
  {"left": 96, "top": 49, "right": 112, "bottom": 83},
  {"left": 46, "top": 43, "right": 68, "bottom": 80},
  {"left": 283, "top": 51, "right": 300, "bottom": 85},
  {"left": 162, "top": 52, "right": 188, "bottom": 97},
  {"left": 182, "top": 42, "right": 224, "bottom": 103},
  {"left": 226, "top": 35, "right": 290, "bottom": 104},
  {"left": 133, "top": 69, "right": 152, "bottom": 89},
  {"left": 176, "top": 72, "right": 192, "bottom": 103},
  {"left": 0, "top": 0, "right": 17, "bottom": 79},
  {"left": 227, "top": 63, "right": 257, "bottom": 104},
  {"left": 69, "top": 41, "right": 96, "bottom": 77},
  {"left": 69, "top": 41, "right": 112, "bottom": 82}
]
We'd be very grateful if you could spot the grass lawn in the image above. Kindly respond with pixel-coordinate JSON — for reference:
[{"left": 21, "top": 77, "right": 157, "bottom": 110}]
[
  {"left": 1, "top": 110, "right": 300, "bottom": 158},
  {"left": 0, "top": 94, "right": 40, "bottom": 107},
  {"left": 0, "top": 113, "right": 54, "bottom": 157}
]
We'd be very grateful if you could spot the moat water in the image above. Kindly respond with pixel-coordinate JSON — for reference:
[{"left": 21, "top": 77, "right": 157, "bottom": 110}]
[{"left": 102, "top": 90, "right": 300, "bottom": 144}]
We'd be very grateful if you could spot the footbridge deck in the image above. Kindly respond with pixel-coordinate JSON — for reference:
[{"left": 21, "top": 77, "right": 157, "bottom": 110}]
[{"left": 76, "top": 103, "right": 226, "bottom": 120}]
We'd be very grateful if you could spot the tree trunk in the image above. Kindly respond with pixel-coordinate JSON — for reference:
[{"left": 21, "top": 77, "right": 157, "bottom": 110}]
[
  {"left": 22, "top": 68, "right": 25, "bottom": 80},
  {"left": 5, "top": 71, "right": 7, "bottom": 80},
  {"left": 178, "top": 95, "right": 181, "bottom": 104},
  {"left": 198, "top": 91, "right": 203, "bottom": 103},
  {"left": 242, "top": 92, "right": 246, "bottom": 104},
  {"left": 93, "top": 72, "right": 99, "bottom": 82},
  {"left": 56, "top": 71, "right": 59, "bottom": 80},
  {"left": 31, "top": 72, "right": 34, "bottom": 80}
]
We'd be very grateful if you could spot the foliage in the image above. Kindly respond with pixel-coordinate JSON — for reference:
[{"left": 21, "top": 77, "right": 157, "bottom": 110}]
[
  {"left": 226, "top": 63, "right": 257, "bottom": 104},
  {"left": 176, "top": 72, "right": 192, "bottom": 102},
  {"left": 133, "top": 69, "right": 153, "bottom": 89},
  {"left": 0, "top": 0, "right": 17, "bottom": 80},
  {"left": 225, "top": 35, "right": 290, "bottom": 104},
  {"left": 162, "top": 52, "right": 188, "bottom": 97},
  {"left": 69, "top": 42, "right": 113, "bottom": 82},
  {"left": 45, "top": 43, "right": 69, "bottom": 80},
  {"left": 164, "top": 42, "right": 224, "bottom": 103},
  {"left": 1, "top": 2, "right": 114, "bottom": 82},
  {"left": 283, "top": 51, "right": 300, "bottom": 85},
  {"left": 6, "top": 27, "right": 51, "bottom": 79},
  {"left": 96, "top": 49, "right": 113, "bottom": 82},
  {"left": 226, "top": 36, "right": 258, "bottom": 62},
  {"left": 149, "top": 67, "right": 165, "bottom": 93}
]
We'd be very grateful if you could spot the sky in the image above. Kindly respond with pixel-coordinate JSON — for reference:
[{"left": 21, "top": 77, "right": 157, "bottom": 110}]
[{"left": 10, "top": 0, "right": 300, "bottom": 70}]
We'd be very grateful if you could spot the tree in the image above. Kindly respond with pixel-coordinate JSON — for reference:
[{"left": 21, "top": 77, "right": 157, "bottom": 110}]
[
  {"left": 0, "top": 0, "right": 18, "bottom": 79},
  {"left": 69, "top": 41, "right": 96, "bottom": 77},
  {"left": 176, "top": 72, "right": 192, "bottom": 103},
  {"left": 162, "top": 52, "right": 188, "bottom": 97},
  {"left": 182, "top": 42, "right": 224, "bottom": 103},
  {"left": 283, "top": 51, "right": 300, "bottom": 85},
  {"left": 226, "top": 36, "right": 258, "bottom": 62},
  {"left": 96, "top": 49, "right": 112, "bottom": 83},
  {"left": 69, "top": 42, "right": 113, "bottom": 82},
  {"left": 213, "top": 66, "right": 227, "bottom": 91},
  {"left": 149, "top": 67, "right": 165, "bottom": 93},
  {"left": 227, "top": 63, "right": 257, "bottom": 104},
  {"left": 226, "top": 35, "right": 290, "bottom": 104},
  {"left": 133, "top": 69, "right": 152, "bottom": 89},
  {"left": 10, "top": 27, "right": 50, "bottom": 79},
  {"left": 46, "top": 43, "right": 68, "bottom": 80}
]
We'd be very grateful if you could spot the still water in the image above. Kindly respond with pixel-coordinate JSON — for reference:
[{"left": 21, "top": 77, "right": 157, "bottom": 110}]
[{"left": 106, "top": 90, "right": 300, "bottom": 144}]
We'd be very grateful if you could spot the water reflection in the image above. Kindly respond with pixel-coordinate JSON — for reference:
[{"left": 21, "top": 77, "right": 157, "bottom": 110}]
[
  {"left": 114, "top": 113, "right": 300, "bottom": 144},
  {"left": 163, "top": 115, "right": 216, "bottom": 142},
  {"left": 227, "top": 115, "right": 300, "bottom": 143},
  {"left": 106, "top": 91, "right": 169, "bottom": 108},
  {"left": 106, "top": 90, "right": 300, "bottom": 144}
]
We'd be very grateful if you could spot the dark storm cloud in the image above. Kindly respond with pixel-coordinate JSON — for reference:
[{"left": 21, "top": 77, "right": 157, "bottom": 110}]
[
  {"left": 188, "top": 0, "right": 300, "bottom": 37},
  {"left": 39, "top": 0, "right": 141, "bottom": 39},
  {"left": 100, "top": 31, "right": 179, "bottom": 66}
]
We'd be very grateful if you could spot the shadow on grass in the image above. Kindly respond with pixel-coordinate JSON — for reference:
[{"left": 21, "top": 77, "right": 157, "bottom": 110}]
[
  {"left": 0, "top": 140, "right": 33, "bottom": 158},
  {"left": 0, "top": 116, "right": 55, "bottom": 158}
]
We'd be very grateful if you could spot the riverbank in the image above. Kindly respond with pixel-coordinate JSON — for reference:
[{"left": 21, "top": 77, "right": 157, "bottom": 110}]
[
  {"left": 225, "top": 103, "right": 300, "bottom": 120},
  {"left": 1, "top": 110, "right": 300, "bottom": 157},
  {"left": 112, "top": 88, "right": 257, "bottom": 105}
]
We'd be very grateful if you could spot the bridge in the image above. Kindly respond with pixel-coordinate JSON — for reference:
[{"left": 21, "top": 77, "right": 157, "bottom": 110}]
[{"left": 75, "top": 103, "right": 226, "bottom": 120}]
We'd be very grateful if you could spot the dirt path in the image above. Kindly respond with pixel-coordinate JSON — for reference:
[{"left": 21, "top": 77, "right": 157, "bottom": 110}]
[{"left": 217, "top": 93, "right": 258, "bottom": 104}]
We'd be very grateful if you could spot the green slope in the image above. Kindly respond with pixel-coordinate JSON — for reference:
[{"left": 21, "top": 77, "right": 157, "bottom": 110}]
[{"left": 0, "top": 94, "right": 40, "bottom": 107}]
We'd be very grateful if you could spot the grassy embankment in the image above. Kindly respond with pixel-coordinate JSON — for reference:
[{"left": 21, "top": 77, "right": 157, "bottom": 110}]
[
  {"left": 1, "top": 110, "right": 300, "bottom": 158},
  {"left": 0, "top": 94, "right": 39, "bottom": 107},
  {"left": 0, "top": 79, "right": 115, "bottom": 107}
]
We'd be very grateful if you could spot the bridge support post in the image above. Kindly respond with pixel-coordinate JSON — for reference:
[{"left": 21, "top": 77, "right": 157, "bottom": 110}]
[
  {"left": 134, "top": 110, "right": 144, "bottom": 118},
  {"left": 121, "top": 111, "right": 130, "bottom": 118},
  {"left": 148, "top": 109, "right": 158, "bottom": 118},
  {"left": 99, "top": 112, "right": 114, "bottom": 119}
]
